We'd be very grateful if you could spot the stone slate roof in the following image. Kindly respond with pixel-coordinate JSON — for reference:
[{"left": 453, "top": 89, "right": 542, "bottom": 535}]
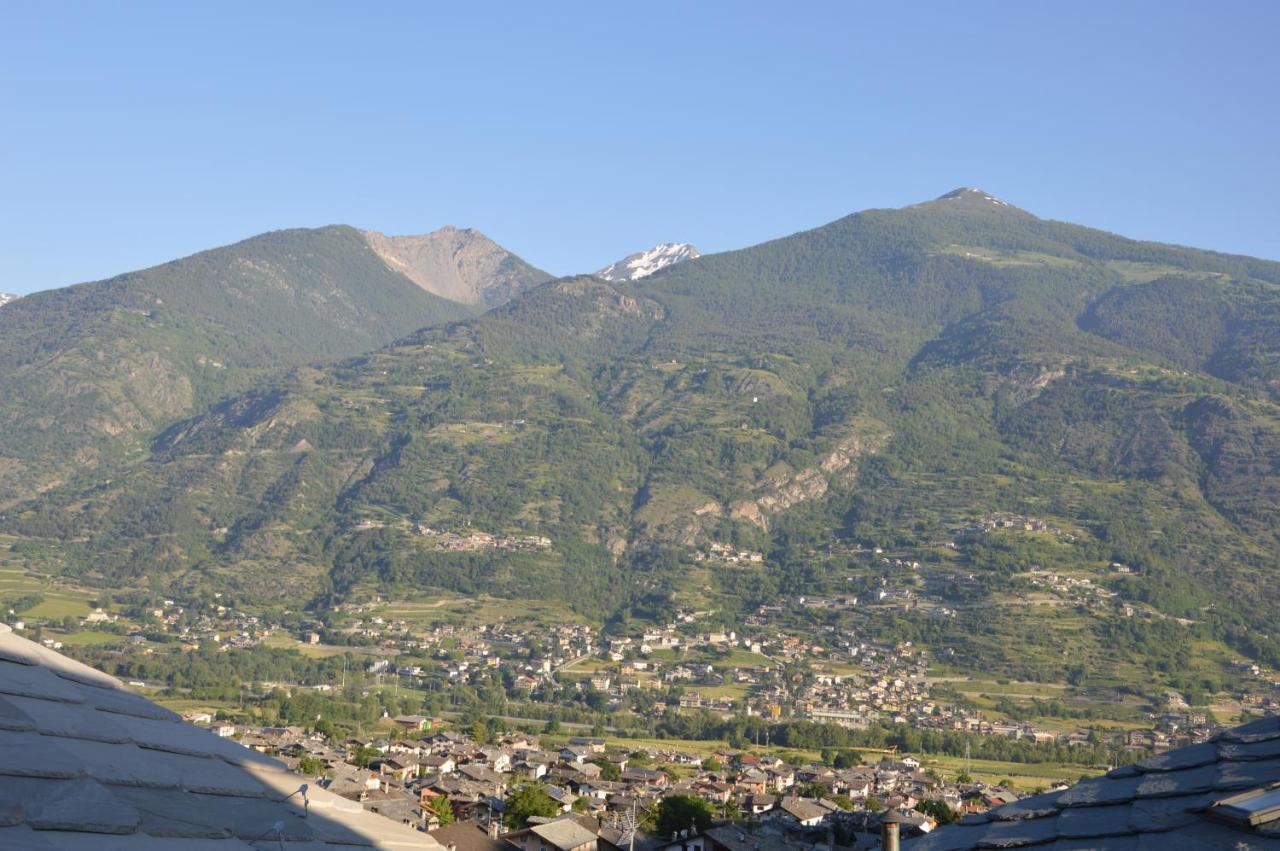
[
  {"left": 0, "top": 622, "right": 443, "bottom": 849},
  {"left": 426, "top": 822, "right": 508, "bottom": 851},
  {"left": 905, "top": 715, "right": 1280, "bottom": 850}
]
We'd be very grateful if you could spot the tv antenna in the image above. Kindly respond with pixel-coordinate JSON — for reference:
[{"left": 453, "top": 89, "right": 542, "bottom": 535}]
[{"left": 615, "top": 799, "right": 638, "bottom": 851}]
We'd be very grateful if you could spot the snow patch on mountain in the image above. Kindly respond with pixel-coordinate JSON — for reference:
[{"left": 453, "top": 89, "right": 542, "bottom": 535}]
[
  {"left": 596, "top": 243, "right": 700, "bottom": 282},
  {"left": 938, "top": 187, "right": 1015, "bottom": 207},
  {"left": 0, "top": 293, "right": 18, "bottom": 308}
]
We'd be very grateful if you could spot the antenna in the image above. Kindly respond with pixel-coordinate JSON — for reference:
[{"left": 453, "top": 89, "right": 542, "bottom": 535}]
[{"left": 615, "top": 799, "right": 637, "bottom": 851}]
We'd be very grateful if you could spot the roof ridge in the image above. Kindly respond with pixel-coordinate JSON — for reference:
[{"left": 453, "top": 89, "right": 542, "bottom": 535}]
[{"left": 0, "top": 626, "right": 123, "bottom": 691}]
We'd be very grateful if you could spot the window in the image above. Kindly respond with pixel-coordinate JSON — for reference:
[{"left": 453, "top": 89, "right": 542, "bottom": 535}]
[{"left": 1211, "top": 785, "right": 1280, "bottom": 829}]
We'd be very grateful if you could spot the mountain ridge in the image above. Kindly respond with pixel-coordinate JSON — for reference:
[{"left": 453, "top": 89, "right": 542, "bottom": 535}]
[
  {"left": 7, "top": 191, "right": 1280, "bottom": 680},
  {"left": 0, "top": 223, "right": 546, "bottom": 506},
  {"left": 361, "top": 225, "right": 552, "bottom": 307}
]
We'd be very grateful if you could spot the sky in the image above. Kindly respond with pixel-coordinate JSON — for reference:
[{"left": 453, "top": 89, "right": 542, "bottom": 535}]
[{"left": 2, "top": 1, "right": 1278, "bottom": 294}]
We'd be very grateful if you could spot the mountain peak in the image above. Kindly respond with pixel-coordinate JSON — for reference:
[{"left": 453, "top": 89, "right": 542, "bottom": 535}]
[
  {"left": 0, "top": 293, "right": 17, "bottom": 308},
  {"left": 596, "top": 242, "right": 700, "bottom": 282},
  {"left": 930, "top": 187, "right": 1026, "bottom": 212},
  {"left": 362, "top": 226, "right": 551, "bottom": 308}
]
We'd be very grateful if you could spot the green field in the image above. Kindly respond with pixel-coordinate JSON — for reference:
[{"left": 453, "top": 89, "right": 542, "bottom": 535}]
[
  {"left": 22, "top": 595, "right": 92, "bottom": 619},
  {"left": 922, "top": 753, "right": 1103, "bottom": 791},
  {"left": 54, "top": 630, "right": 124, "bottom": 646},
  {"left": 365, "top": 593, "right": 587, "bottom": 630},
  {"left": 0, "top": 562, "right": 97, "bottom": 619}
]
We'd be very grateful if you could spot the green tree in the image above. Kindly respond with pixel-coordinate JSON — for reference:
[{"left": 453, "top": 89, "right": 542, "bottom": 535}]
[
  {"left": 351, "top": 744, "right": 381, "bottom": 768},
  {"left": 833, "top": 750, "right": 861, "bottom": 769},
  {"left": 916, "top": 798, "right": 957, "bottom": 825},
  {"left": 591, "top": 759, "right": 621, "bottom": 782},
  {"left": 655, "top": 794, "right": 714, "bottom": 839},
  {"left": 505, "top": 784, "right": 560, "bottom": 829},
  {"left": 427, "top": 794, "right": 455, "bottom": 826},
  {"left": 297, "top": 755, "right": 326, "bottom": 776}
]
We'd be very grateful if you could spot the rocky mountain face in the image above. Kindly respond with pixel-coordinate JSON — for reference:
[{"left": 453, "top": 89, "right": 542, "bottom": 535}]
[
  {"left": 596, "top": 242, "right": 700, "bottom": 281},
  {"left": 362, "top": 226, "right": 551, "bottom": 308}
]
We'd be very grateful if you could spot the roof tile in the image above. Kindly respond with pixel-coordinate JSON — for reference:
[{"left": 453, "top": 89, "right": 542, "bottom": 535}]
[
  {"left": 1133, "top": 763, "right": 1216, "bottom": 798},
  {"left": 107, "top": 786, "right": 236, "bottom": 839},
  {"left": 110, "top": 712, "right": 223, "bottom": 756},
  {"left": 0, "top": 694, "right": 36, "bottom": 732},
  {"left": 20, "top": 776, "right": 141, "bottom": 834},
  {"left": 906, "top": 824, "right": 997, "bottom": 850},
  {"left": 1213, "top": 758, "right": 1280, "bottom": 791},
  {"left": 1218, "top": 716, "right": 1280, "bottom": 744},
  {"left": 1125, "top": 792, "right": 1212, "bottom": 833},
  {"left": 1, "top": 828, "right": 256, "bottom": 849},
  {"left": 0, "top": 633, "right": 119, "bottom": 689},
  {"left": 1134, "top": 742, "right": 1218, "bottom": 773},
  {"left": 1053, "top": 803, "right": 1135, "bottom": 839},
  {"left": 0, "top": 660, "right": 88, "bottom": 703},
  {"left": 68, "top": 681, "right": 181, "bottom": 722},
  {"left": 49, "top": 737, "right": 183, "bottom": 788},
  {"left": 0, "top": 825, "right": 65, "bottom": 850},
  {"left": 1218, "top": 736, "right": 1280, "bottom": 762},
  {"left": 988, "top": 790, "right": 1064, "bottom": 820},
  {"left": 0, "top": 728, "right": 85, "bottom": 779},
  {"left": 3, "top": 693, "right": 132, "bottom": 743},
  {"left": 974, "top": 814, "right": 1059, "bottom": 847},
  {"left": 1057, "top": 774, "right": 1140, "bottom": 807},
  {"left": 1053, "top": 837, "right": 1139, "bottom": 850}
]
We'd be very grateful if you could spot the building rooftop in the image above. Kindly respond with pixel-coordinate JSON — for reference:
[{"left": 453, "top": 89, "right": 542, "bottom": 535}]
[
  {"left": 0, "top": 622, "right": 442, "bottom": 849},
  {"left": 906, "top": 714, "right": 1280, "bottom": 850},
  {"left": 427, "top": 822, "right": 507, "bottom": 851},
  {"left": 526, "top": 819, "right": 599, "bottom": 851}
]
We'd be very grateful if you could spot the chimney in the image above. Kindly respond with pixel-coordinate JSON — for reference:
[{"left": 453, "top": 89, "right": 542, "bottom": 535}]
[{"left": 880, "top": 809, "right": 903, "bottom": 851}]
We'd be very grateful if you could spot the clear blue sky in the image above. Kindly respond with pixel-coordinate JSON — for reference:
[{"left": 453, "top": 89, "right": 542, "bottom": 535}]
[{"left": 3, "top": 2, "right": 1278, "bottom": 294}]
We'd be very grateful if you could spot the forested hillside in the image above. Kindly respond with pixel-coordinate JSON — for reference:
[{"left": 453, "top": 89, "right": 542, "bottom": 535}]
[
  {"left": 0, "top": 226, "right": 497, "bottom": 506},
  {"left": 9, "top": 188, "right": 1280, "bottom": 676}
]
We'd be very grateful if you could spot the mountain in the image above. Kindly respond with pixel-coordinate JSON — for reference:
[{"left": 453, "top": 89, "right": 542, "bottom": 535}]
[
  {"left": 0, "top": 293, "right": 17, "bottom": 307},
  {"left": 9, "top": 188, "right": 1280, "bottom": 680},
  {"left": 362, "top": 226, "right": 551, "bottom": 307},
  {"left": 0, "top": 224, "right": 544, "bottom": 505},
  {"left": 596, "top": 242, "right": 700, "bottom": 281}
]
